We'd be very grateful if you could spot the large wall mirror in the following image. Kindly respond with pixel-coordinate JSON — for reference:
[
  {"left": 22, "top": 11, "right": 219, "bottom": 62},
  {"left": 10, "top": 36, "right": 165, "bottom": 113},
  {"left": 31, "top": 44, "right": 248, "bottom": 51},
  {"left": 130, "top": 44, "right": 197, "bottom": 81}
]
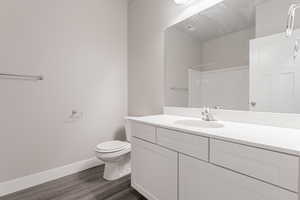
[{"left": 164, "top": 0, "right": 300, "bottom": 114}]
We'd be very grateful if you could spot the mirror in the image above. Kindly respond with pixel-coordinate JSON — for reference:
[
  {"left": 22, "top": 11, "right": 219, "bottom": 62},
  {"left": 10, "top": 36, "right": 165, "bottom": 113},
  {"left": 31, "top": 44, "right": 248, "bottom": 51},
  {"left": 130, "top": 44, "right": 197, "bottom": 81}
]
[{"left": 164, "top": 0, "right": 300, "bottom": 114}]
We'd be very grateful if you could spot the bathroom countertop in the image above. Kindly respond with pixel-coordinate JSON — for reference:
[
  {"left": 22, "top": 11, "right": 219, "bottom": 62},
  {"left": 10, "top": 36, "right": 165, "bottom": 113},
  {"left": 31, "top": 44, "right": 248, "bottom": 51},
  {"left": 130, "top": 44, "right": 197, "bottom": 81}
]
[{"left": 127, "top": 115, "right": 300, "bottom": 156}]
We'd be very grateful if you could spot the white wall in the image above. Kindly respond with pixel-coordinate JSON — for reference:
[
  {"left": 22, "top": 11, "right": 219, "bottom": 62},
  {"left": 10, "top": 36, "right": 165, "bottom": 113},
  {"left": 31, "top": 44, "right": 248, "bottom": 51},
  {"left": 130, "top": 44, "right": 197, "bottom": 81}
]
[
  {"left": 128, "top": 0, "right": 249, "bottom": 115},
  {"left": 0, "top": 0, "right": 127, "bottom": 182},
  {"left": 128, "top": 0, "right": 183, "bottom": 116},
  {"left": 200, "top": 28, "right": 255, "bottom": 71},
  {"left": 165, "top": 28, "right": 202, "bottom": 107},
  {"left": 256, "top": 0, "right": 300, "bottom": 38},
  {"left": 189, "top": 67, "right": 249, "bottom": 110}
]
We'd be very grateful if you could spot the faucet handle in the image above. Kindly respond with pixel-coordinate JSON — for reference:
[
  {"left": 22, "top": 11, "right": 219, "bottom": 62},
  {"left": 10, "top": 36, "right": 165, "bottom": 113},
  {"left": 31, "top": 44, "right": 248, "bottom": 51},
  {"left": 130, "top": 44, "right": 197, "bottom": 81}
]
[
  {"left": 203, "top": 107, "right": 210, "bottom": 113},
  {"left": 214, "top": 105, "right": 223, "bottom": 109}
]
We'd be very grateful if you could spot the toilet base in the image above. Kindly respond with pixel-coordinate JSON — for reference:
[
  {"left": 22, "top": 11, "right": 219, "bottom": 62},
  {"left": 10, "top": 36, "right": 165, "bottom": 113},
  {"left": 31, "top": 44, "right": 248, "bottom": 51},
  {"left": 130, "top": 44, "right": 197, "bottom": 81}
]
[{"left": 103, "top": 154, "right": 131, "bottom": 181}]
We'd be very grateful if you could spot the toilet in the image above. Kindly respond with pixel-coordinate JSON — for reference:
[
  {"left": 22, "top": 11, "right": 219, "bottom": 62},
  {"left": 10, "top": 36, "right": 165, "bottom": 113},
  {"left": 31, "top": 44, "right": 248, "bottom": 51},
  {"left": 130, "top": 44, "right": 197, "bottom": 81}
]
[{"left": 95, "top": 121, "right": 131, "bottom": 181}]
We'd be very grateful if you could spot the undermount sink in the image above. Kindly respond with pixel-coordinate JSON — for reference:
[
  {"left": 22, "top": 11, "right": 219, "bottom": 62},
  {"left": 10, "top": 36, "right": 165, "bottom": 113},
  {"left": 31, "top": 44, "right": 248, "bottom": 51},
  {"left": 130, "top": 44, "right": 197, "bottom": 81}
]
[{"left": 174, "top": 119, "right": 224, "bottom": 128}]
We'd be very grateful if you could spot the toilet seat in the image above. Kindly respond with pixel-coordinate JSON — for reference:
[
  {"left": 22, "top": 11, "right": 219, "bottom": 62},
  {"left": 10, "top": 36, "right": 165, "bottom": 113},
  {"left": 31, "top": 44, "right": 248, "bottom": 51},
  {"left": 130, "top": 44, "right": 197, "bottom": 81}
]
[
  {"left": 96, "top": 145, "right": 131, "bottom": 159},
  {"left": 96, "top": 142, "right": 131, "bottom": 162},
  {"left": 96, "top": 141, "right": 130, "bottom": 153}
]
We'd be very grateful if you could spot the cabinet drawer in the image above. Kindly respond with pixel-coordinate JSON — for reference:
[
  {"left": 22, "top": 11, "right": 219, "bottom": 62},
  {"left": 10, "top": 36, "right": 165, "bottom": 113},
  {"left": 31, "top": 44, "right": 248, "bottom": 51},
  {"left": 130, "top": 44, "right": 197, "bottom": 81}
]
[
  {"left": 130, "top": 121, "right": 156, "bottom": 143},
  {"left": 157, "top": 128, "right": 209, "bottom": 161},
  {"left": 179, "top": 154, "right": 298, "bottom": 200},
  {"left": 210, "top": 139, "right": 299, "bottom": 192}
]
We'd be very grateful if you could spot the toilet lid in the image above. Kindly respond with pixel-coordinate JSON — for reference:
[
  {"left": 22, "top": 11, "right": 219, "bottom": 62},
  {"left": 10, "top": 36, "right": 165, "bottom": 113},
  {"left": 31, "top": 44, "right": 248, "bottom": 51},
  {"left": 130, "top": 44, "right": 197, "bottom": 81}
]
[{"left": 96, "top": 141, "right": 130, "bottom": 153}]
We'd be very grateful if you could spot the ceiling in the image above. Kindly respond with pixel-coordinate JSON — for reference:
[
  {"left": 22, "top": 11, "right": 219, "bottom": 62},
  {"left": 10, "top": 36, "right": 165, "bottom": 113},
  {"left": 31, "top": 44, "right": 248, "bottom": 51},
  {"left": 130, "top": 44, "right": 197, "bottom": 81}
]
[{"left": 172, "top": 0, "right": 269, "bottom": 42}]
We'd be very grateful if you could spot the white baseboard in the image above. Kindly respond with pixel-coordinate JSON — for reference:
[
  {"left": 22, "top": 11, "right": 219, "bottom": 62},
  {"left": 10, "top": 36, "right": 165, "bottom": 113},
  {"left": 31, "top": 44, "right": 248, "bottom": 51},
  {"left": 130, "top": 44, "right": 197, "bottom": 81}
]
[{"left": 0, "top": 158, "right": 103, "bottom": 197}]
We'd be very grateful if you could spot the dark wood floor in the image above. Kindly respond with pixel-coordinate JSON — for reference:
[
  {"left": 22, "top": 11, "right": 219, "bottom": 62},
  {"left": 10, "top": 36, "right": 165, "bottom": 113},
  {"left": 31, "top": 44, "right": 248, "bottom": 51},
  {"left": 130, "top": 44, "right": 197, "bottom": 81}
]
[{"left": 1, "top": 165, "right": 146, "bottom": 200}]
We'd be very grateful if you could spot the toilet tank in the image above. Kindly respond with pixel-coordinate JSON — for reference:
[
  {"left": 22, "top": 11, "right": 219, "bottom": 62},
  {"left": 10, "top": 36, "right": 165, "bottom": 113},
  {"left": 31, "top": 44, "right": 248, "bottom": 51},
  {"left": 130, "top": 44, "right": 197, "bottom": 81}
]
[{"left": 125, "top": 119, "right": 131, "bottom": 142}]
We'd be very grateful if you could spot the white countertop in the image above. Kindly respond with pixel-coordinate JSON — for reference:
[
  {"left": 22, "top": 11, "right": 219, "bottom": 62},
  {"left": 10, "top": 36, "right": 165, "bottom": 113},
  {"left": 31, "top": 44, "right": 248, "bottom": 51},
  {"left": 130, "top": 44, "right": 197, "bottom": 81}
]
[{"left": 127, "top": 115, "right": 300, "bottom": 156}]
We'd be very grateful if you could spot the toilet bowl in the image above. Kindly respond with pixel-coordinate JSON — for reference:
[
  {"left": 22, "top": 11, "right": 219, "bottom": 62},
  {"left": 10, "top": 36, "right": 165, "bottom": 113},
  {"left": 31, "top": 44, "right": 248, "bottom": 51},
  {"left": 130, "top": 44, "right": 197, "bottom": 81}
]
[{"left": 95, "top": 120, "right": 131, "bottom": 181}]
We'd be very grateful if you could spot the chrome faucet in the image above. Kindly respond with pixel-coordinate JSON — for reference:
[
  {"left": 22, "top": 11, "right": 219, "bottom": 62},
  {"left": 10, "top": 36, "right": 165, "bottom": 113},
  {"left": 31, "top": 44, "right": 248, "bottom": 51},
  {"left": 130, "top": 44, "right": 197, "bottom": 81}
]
[{"left": 201, "top": 107, "right": 216, "bottom": 121}]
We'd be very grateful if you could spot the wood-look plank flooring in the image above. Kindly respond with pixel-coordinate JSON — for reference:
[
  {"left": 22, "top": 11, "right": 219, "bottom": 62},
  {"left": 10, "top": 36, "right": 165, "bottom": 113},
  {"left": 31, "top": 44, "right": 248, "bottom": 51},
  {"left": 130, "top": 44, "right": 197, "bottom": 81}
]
[{"left": 1, "top": 165, "right": 146, "bottom": 200}]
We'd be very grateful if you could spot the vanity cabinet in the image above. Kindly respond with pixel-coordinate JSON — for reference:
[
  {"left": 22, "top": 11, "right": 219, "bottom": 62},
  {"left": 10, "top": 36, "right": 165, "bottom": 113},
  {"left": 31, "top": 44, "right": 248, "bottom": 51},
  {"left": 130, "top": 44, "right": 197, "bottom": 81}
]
[
  {"left": 129, "top": 120, "right": 299, "bottom": 200},
  {"left": 131, "top": 137, "right": 178, "bottom": 200}
]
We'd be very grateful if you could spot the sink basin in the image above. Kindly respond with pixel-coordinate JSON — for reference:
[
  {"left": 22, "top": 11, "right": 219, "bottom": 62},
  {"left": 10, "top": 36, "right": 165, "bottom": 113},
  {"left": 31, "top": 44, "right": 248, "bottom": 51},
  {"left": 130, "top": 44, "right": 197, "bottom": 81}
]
[{"left": 174, "top": 119, "right": 224, "bottom": 128}]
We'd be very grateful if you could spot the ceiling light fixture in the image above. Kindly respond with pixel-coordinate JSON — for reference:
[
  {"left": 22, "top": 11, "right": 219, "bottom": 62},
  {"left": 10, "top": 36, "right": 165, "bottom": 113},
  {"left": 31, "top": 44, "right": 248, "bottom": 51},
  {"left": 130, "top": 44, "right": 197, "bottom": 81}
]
[
  {"left": 171, "top": 0, "right": 224, "bottom": 28},
  {"left": 174, "top": 0, "right": 192, "bottom": 5}
]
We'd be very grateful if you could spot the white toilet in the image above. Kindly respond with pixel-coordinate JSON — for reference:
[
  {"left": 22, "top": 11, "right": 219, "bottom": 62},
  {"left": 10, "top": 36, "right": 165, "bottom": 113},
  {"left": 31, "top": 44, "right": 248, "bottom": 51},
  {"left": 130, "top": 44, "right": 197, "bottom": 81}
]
[{"left": 95, "top": 121, "right": 131, "bottom": 181}]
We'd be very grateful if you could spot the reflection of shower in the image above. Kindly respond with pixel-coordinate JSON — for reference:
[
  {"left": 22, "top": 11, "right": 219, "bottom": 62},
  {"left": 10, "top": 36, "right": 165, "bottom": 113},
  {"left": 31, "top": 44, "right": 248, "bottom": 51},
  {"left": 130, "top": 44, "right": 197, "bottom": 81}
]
[
  {"left": 286, "top": 3, "right": 300, "bottom": 37},
  {"left": 286, "top": 3, "right": 300, "bottom": 60}
]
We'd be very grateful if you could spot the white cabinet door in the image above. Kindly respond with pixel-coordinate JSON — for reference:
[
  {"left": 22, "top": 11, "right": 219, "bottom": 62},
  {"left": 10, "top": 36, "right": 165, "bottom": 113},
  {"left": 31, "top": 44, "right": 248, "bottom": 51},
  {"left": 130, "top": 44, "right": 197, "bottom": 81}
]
[
  {"left": 131, "top": 137, "right": 178, "bottom": 200},
  {"left": 179, "top": 154, "right": 298, "bottom": 200}
]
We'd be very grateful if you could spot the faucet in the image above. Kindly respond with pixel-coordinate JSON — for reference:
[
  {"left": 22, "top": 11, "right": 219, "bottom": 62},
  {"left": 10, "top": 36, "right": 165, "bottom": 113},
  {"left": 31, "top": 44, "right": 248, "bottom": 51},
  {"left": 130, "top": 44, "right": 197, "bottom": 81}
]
[{"left": 201, "top": 107, "right": 216, "bottom": 121}]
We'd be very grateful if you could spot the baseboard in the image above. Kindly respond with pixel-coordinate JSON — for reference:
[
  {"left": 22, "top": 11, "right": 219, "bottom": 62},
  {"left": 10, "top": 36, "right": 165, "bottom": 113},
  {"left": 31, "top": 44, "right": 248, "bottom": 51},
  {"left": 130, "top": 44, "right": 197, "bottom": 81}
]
[
  {"left": 132, "top": 182, "right": 156, "bottom": 200},
  {"left": 0, "top": 158, "right": 103, "bottom": 197}
]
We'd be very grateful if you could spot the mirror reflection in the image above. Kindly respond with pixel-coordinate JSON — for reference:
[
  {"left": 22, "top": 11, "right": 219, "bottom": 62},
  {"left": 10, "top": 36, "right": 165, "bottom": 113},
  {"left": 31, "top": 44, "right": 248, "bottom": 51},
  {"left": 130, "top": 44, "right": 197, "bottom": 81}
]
[{"left": 164, "top": 0, "right": 300, "bottom": 114}]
